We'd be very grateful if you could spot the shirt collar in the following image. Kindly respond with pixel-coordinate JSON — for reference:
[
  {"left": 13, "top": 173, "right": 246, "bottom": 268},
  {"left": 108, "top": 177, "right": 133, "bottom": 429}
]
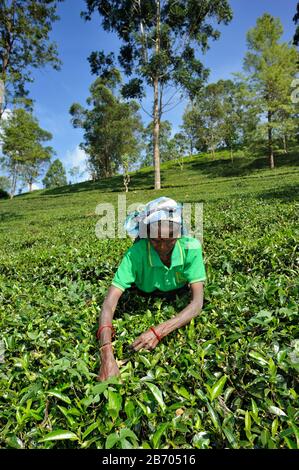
[{"left": 147, "top": 239, "right": 184, "bottom": 268}]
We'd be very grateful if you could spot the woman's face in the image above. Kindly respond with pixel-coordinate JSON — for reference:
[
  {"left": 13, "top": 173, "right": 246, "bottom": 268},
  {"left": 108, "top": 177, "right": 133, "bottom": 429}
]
[
  {"left": 150, "top": 236, "right": 177, "bottom": 257},
  {"left": 149, "top": 222, "right": 179, "bottom": 257}
]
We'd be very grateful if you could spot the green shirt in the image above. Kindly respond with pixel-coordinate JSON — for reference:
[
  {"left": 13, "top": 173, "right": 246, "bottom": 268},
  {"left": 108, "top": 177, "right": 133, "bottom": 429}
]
[{"left": 112, "top": 236, "right": 207, "bottom": 293}]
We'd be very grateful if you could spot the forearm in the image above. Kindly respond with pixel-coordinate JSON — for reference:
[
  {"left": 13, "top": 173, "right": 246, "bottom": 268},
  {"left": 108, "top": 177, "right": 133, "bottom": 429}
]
[
  {"left": 98, "top": 304, "right": 117, "bottom": 371},
  {"left": 98, "top": 304, "right": 115, "bottom": 346},
  {"left": 156, "top": 299, "right": 203, "bottom": 339},
  {"left": 96, "top": 287, "right": 123, "bottom": 380}
]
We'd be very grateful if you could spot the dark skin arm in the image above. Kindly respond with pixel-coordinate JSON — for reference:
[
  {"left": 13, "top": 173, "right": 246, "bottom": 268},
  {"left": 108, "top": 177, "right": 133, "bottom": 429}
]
[
  {"left": 97, "top": 285, "right": 123, "bottom": 382},
  {"left": 131, "top": 281, "right": 204, "bottom": 351},
  {"left": 97, "top": 282, "right": 204, "bottom": 380}
]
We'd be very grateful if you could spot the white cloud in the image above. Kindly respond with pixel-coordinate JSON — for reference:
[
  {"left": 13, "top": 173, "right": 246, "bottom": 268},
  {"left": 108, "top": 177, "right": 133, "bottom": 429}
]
[
  {"left": 66, "top": 145, "right": 87, "bottom": 167},
  {"left": 64, "top": 145, "right": 88, "bottom": 182},
  {"left": 31, "top": 183, "right": 42, "bottom": 191},
  {"left": 0, "top": 109, "right": 12, "bottom": 153},
  {"left": 1, "top": 108, "right": 12, "bottom": 121}
]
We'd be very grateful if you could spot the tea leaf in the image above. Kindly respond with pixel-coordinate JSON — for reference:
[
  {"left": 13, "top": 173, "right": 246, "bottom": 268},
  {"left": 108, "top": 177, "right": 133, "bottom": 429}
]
[{"left": 144, "top": 382, "right": 166, "bottom": 412}]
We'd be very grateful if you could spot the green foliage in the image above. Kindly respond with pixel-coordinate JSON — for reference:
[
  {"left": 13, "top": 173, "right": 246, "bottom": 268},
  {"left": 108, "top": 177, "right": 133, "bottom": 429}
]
[
  {"left": 0, "top": 188, "right": 9, "bottom": 199},
  {"left": 0, "top": 151, "right": 298, "bottom": 448},
  {"left": 0, "top": 176, "right": 10, "bottom": 198},
  {"left": 82, "top": 0, "right": 233, "bottom": 189},
  {"left": 182, "top": 80, "right": 246, "bottom": 158},
  {"left": 43, "top": 159, "right": 67, "bottom": 189},
  {"left": 243, "top": 13, "right": 298, "bottom": 167},
  {"left": 141, "top": 121, "right": 172, "bottom": 167},
  {"left": 68, "top": 166, "right": 83, "bottom": 185},
  {"left": 166, "top": 133, "right": 189, "bottom": 170},
  {"left": 0, "top": 108, "right": 53, "bottom": 196},
  {"left": 69, "top": 73, "right": 143, "bottom": 179},
  {"left": 0, "top": 0, "right": 64, "bottom": 113},
  {"left": 83, "top": 0, "right": 232, "bottom": 100}
]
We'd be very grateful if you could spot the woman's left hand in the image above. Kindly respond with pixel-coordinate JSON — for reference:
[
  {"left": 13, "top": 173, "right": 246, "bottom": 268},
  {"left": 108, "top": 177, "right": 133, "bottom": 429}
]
[{"left": 131, "top": 328, "right": 161, "bottom": 351}]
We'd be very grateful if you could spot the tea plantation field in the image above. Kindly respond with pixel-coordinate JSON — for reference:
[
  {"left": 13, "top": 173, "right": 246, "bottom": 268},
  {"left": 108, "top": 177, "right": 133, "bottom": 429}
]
[{"left": 0, "top": 150, "right": 298, "bottom": 449}]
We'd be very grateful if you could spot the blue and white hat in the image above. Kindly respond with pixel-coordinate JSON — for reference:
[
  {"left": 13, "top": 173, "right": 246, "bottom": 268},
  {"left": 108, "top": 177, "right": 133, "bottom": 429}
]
[{"left": 124, "top": 196, "right": 188, "bottom": 239}]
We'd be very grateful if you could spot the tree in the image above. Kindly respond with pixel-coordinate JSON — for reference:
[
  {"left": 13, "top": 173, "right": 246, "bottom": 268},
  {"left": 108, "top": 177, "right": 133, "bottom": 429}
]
[
  {"left": 181, "top": 108, "right": 199, "bottom": 156},
  {"left": 82, "top": 0, "right": 232, "bottom": 189},
  {"left": 141, "top": 120, "right": 172, "bottom": 166},
  {"left": 0, "top": 0, "right": 64, "bottom": 117},
  {"left": 184, "top": 82, "right": 225, "bottom": 158},
  {"left": 182, "top": 79, "right": 252, "bottom": 160},
  {"left": 166, "top": 132, "right": 189, "bottom": 169},
  {"left": 70, "top": 72, "right": 142, "bottom": 179},
  {"left": 0, "top": 175, "right": 10, "bottom": 198},
  {"left": 293, "top": 2, "right": 299, "bottom": 46},
  {"left": 216, "top": 80, "right": 246, "bottom": 161},
  {"left": 275, "top": 108, "right": 298, "bottom": 154},
  {"left": 43, "top": 159, "right": 67, "bottom": 189},
  {"left": 0, "top": 108, "right": 53, "bottom": 197},
  {"left": 243, "top": 14, "right": 298, "bottom": 168},
  {"left": 0, "top": 175, "right": 10, "bottom": 191},
  {"left": 121, "top": 154, "right": 132, "bottom": 192},
  {"left": 68, "top": 166, "right": 83, "bottom": 184}
]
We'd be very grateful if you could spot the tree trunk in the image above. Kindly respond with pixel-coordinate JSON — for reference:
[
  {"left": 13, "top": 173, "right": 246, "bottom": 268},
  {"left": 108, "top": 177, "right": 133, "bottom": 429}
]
[
  {"left": 153, "top": 0, "right": 161, "bottom": 190},
  {"left": 10, "top": 166, "right": 17, "bottom": 199},
  {"left": 190, "top": 138, "right": 194, "bottom": 156},
  {"left": 153, "top": 78, "right": 161, "bottom": 190},
  {"left": 283, "top": 134, "right": 287, "bottom": 154},
  {"left": 1, "top": 49, "right": 8, "bottom": 119},
  {"left": 104, "top": 148, "right": 110, "bottom": 177},
  {"left": 1, "top": 9, "right": 13, "bottom": 120},
  {"left": 29, "top": 181, "right": 33, "bottom": 192},
  {"left": 267, "top": 111, "right": 275, "bottom": 169},
  {"left": 0, "top": 79, "right": 5, "bottom": 119},
  {"left": 230, "top": 146, "right": 234, "bottom": 163}
]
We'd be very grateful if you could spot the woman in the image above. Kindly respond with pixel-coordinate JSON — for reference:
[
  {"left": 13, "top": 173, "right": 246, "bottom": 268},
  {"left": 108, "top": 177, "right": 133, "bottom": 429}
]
[{"left": 97, "top": 197, "right": 206, "bottom": 382}]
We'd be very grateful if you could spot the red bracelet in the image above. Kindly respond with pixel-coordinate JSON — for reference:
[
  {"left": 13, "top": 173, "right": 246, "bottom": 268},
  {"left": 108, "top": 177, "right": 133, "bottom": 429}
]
[
  {"left": 96, "top": 324, "right": 115, "bottom": 340},
  {"left": 150, "top": 326, "right": 161, "bottom": 342}
]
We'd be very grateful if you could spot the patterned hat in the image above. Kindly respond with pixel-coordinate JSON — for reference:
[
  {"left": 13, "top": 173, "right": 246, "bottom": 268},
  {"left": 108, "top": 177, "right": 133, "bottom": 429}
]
[{"left": 124, "top": 196, "right": 188, "bottom": 239}]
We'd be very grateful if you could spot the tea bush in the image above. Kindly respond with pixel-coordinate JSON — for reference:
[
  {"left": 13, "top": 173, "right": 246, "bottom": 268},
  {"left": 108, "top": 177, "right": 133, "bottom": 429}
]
[{"left": 0, "top": 151, "right": 298, "bottom": 448}]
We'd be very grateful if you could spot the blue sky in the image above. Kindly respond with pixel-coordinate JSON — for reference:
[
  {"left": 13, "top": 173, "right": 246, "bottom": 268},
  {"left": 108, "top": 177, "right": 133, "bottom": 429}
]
[{"left": 19, "top": 0, "right": 298, "bottom": 188}]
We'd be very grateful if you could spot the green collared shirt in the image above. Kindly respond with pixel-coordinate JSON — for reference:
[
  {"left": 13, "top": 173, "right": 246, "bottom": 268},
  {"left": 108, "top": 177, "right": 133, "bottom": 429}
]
[{"left": 112, "top": 236, "right": 206, "bottom": 293}]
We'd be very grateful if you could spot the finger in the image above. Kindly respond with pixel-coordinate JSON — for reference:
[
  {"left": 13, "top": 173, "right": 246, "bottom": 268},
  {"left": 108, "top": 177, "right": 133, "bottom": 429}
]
[
  {"left": 132, "top": 341, "right": 142, "bottom": 351},
  {"left": 132, "top": 336, "right": 142, "bottom": 348},
  {"left": 145, "top": 339, "right": 156, "bottom": 350},
  {"left": 134, "top": 342, "right": 145, "bottom": 351},
  {"left": 149, "top": 338, "right": 159, "bottom": 350}
]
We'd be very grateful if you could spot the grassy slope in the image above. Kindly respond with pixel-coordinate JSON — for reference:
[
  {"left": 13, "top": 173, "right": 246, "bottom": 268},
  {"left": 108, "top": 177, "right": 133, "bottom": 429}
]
[
  {"left": 0, "top": 148, "right": 298, "bottom": 449},
  {"left": 1, "top": 148, "right": 298, "bottom": 225}
]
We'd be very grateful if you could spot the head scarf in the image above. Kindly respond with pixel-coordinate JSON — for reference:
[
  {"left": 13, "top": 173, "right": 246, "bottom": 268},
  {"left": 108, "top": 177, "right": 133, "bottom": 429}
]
[{"left": 124, "top": 196, "right": 188, "bottom": 239}]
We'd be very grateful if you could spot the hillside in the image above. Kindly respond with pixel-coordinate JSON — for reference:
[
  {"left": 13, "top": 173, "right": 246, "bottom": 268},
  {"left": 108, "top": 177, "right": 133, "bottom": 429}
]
[{"left": 0, "top": 149, "right": 298, "bottom": 449}]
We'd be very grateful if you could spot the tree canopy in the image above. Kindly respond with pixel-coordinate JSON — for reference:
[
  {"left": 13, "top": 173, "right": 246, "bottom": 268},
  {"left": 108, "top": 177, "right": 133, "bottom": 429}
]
[
  {"left": 82, "top": 0, "right": 233, "bottom": 189},
  {"left": 0, "top": 0, "right": 64, "bottom": 116},
  {"left": 43, "top": 159, "right": 67, "bottom": 189},
  {"left": 0, "top": 108, "right": 53, "bottom": 196},
  {"left": 69, "top": 71, "right": 143, "bottom": 179},
  {"left": 243, "top": 13, "right": 298, "bottom": 168}
]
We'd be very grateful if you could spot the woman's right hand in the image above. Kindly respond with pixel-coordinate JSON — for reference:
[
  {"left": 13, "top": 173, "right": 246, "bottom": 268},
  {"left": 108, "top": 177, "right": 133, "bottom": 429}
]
[{"left": 97, "top": 347, "right": 120, "bottom": 382}]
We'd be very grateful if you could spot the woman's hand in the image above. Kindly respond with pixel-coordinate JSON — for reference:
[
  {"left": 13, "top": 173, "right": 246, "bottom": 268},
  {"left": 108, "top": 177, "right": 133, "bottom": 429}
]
[
  {"left": 97, "top": 348, "right": 120, "bottom": 382},
  {"left": 131, "top": 329, "right": 160, "bottom": 351}
]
